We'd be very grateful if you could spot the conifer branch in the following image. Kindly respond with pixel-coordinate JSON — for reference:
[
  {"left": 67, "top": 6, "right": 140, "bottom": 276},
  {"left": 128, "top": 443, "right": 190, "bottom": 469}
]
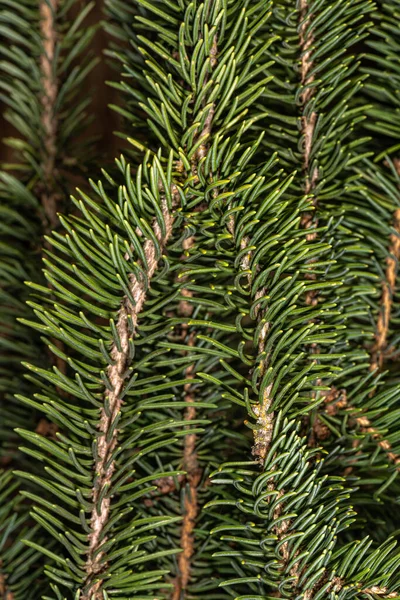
[
  {"left": 39, "top": 0, "right": 60, "bottom": 233},
  {"left": 226, "top": 214, "right": 273, "bottom": 464},
  {"left": 338, "top": 203, "right": 400, "bottom": 472},
  {"left": 83, "top": 198, "right": 176, "bottom": 600},
  {"left": 5, "top": 0, "right": 400, "bottom": 596},
  {"left": 172, "top": 27, "right": 218, "bottom": 594}
]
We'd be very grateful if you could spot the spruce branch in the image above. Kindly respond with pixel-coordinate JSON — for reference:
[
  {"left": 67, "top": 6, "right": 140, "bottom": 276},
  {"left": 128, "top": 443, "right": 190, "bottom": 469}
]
[
  {"left": 173, "top": 330, "right": 199, "bottom": 600},
  {"left": 38, "top": 0, "right": 68, "bottom": 378},
  {"left": 332, "top": 0, "right": 400, "bottom": 492},
  {"left": 172, "top": 24, "right": 219, "bottom": 593},
  {"left": 83, "top": 197, "right": 176, "bottom": 599},
  {"left": 352, "top": 202, "right": 400, "bottom": 469},
  {"left": 225, "top": 215, "right": 272, "bottom": 463},
  {"left": 172, "top": 27, "right": 218, "bottom": 592},
  {"left": 211, "top": 418, "right": 400, "bottom": 598}
]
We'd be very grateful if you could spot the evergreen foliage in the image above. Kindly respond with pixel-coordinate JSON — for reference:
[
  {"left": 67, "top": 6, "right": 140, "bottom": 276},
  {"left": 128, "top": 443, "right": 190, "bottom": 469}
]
[
  {"left": 0, "top": 0, "right": 99, "bottom": 595},
  {"left": 0, "top": 0, "right": 98, "bottom": 463},
  {"left": 0, "top": 0, "right": 400, "bottom": 599}
]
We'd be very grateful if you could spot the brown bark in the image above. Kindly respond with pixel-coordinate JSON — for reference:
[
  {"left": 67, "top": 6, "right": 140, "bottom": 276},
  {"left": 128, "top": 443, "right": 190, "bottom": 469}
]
[
  {"left": 298, "top": 0, "right": 326, "bottom": 452},
  {"left": 345, "top": 164, "right": 400, "bottom": 470},
  {"left": 82, "top": 199, "right": 176, "bottom": 600}
]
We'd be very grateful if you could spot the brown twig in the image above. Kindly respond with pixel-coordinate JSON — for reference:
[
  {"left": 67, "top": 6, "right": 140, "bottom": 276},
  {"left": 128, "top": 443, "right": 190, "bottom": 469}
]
[
  {"left": 39, "top": 0, "right": 60, "bottom": 233},
  {"left": 370, "top": 208, "right": 400, "bottom": 371},
  {"left": 298, "top": 0, "right": 321, "bottom": 316},
  {"left": 172, "top": 237, "right": 202, "bottom": 600},
  {"left": 39, "top": 0, "right": 69, "bottom": 377},
  {"left": 308, "top": 387, "right": 347, "bottom": 445},
  {"left": 297, "top": 0, "right": 327, "bottom": 452},
  {"left": 362, "top": 587, "right": 397, "bottom": 598},
  {"left": 352, "top": 414, "right": 400, "bottom": 471},
  {"left": 172, "top": 338, "right": 201, "bottom": 599},
  {"left": 172, "top": 26, "right": 218, "bottom": 597},
  {"left": 311, "top": 386, "right": 400, "bottom": 474},
  {"left": 299, "top": 0, "right": 318, "bottom": 219},
  {"left": 82, "top": 198, "right": 176, "bottom": 600}
]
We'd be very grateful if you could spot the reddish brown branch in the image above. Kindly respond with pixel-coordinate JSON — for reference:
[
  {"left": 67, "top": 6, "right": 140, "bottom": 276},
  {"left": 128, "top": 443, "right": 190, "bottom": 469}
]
[
  {"left": 312, "top": 387, "right": 400, "bottom": 473},
  {"left": 352, "top": 414, "right": 400, "bottom": 471},
  {"left": 172, "top": 237, "right": 202, "bottom": 600},
  {"left": 173, "top": 332, "right": 201, "bottom": 599},
  {"left": 172, "top": 30, "right": 218, "bottom": 596},
  {"left": 39, "top": 0, "right": 60, "bottom": 232},
  {"left": 82, "top": 199, "right": 175, "bottom": 600},
  {"left": 312, "top": 209, "right": 400, "bottom": 470},
  {"left": 298, "top": 0, "right": 325, "bottom": 442},
  {"left": 39, "top": 0, "right": 68, "bottom": 377},
  {"left": 370, "top": 208, "right": 400, "bottom": 371}
]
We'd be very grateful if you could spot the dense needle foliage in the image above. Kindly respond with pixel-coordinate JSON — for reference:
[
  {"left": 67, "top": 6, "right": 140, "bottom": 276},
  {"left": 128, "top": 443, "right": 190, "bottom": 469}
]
[{"left": 1, "top": 0, "right": 400, "bottom": 599}]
